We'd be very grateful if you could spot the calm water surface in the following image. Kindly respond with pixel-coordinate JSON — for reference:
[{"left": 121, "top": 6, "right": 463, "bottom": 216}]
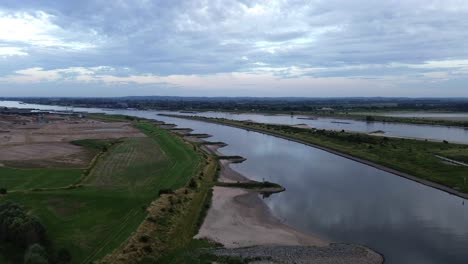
[
  {"left": 2, "top": 101, "right": 468, "bottom": 144},
  {"left": 381, "top": 112, "right": 468, "bottom": 119},
  {"left": 1, "top": 101, "right": 468, "bottom": 263},
  {"left": 185, "top": 111, "right": 468, "bottom": 144},
  {"left": 147, "top": 114, "right": 468, "bottom": 264}
]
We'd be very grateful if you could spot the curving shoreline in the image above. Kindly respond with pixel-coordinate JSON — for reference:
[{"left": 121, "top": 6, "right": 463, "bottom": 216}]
[
  {"left": 170, "top": 114, "right": 468, "bottom": 200},
  {"left": 192, "top": 135, "right": 384, "bottom": 263}
]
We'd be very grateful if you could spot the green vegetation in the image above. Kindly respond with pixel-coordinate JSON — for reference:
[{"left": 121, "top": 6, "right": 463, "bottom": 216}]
[
  {"left": 0, "top": 119, "right": 203, "bottom": 263},
  {"left": 83, "top": 137, "right": 169, "bottom": 188},
  {"left": 340, "top": 113, "right": 468, "bottom": 127},
  {"left": 216, "top": 181, "right": 283, "bottom": 190},
  {"left": 85, "top": 113, "right": 142, "bottom": 122},
  {"left": 98, "top": 132, "right": 219, "bottom": 264},
  {"left": 23, "top": 244, "right": 48, "bottom": 264},
  {"left": 0, "top": 201, "right": 48, "bottom": 264},
  {"left": 437, "top": 148, "right": 468, "bottom": 163},
  {"left": 169, "top": 115, "right": 468, "bottom": 194},
  {"left": 20, "top": 96, "right": 468, "bottom": 114},
  {"left": 0, "top": 168, "right": 82, "bottom": 192},
  {"left": 70, "top": 139, "right": 116, "bottom": 151}
]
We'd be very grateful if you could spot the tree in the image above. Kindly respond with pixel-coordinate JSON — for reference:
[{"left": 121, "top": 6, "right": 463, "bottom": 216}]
[
  {"left": 0, "top": 201, "right": 47, "bottom": 247},
  {"left": 0, "top": 188, "right": 6, "bottom": 195},
  {"left": 56, "top": 248, "right": 72, "bottom": 264},
  {"left": 24, "top": 244, "right": 48, "bottom": 264}
]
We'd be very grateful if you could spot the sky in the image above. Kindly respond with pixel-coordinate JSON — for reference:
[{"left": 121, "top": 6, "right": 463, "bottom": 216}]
[{"left": 0, "top": 0, "right": 468, "bottom": 97}]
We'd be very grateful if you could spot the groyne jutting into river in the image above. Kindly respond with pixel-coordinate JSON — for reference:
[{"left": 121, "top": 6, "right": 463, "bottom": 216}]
[{"left": 1, "top": 101, "right": 468, "bottom": 264}]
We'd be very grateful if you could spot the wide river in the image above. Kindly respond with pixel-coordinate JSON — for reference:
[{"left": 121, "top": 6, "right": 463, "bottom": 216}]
[
  {"left": 2, "top": 101, "right": 468, "bottom": 263},
  {"left": 2, "top": 101, "right": 468, "bottom": 144},
  {"left": 181, "top": 111, "right": 468, "bottom": 144}
]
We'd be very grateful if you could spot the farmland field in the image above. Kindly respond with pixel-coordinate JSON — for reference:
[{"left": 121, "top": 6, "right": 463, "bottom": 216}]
[
  {"left": 0, "top": 167, "right": 82, "bottom": 191},
  {"left": 0, "top": 117, "right": 202, "bottom": 264}
]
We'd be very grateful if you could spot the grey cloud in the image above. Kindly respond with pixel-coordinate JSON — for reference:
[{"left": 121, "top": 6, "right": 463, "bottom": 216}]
[{"left": 0, "top": 0, "right": 468, "bottom": 96}]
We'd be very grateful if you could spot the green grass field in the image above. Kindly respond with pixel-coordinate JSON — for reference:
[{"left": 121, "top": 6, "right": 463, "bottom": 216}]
[
  {"left": 0, "top": 167, "right": 82, "bottom": 191},
  {"left": 83, "top": 137, "right": 168, "bottom": 188},
  {"left": 0, "top": 120, "right": 202, "bottom": 264}
]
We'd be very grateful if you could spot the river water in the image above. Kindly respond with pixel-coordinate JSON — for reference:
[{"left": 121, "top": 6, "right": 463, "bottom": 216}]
[
  {"left": 1, "top": 101, "right": 468, "bottom": 263},
  {"left": 180, "top": 111, "right": 468, "bottom": 144},
  {"left": 381, "top": 112, "right": 468, "bottom": 119},
  {"left": 2, "top": 101, "right": 468, "bottom": 144}
]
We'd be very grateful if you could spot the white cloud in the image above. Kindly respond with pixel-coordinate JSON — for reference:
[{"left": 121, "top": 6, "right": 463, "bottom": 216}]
[
  {"left": 0, "top": 46, "right": 27, "bottom": 57},
  {"left": 1, "top": 1, "right": 468, "bottom": 96},
  {"left": 0, "top": 67, "right": 111, "bottom": 83},
  {"left": 0, "top": 65, "right": 391, "bottom": 95},
  {"left": 0, "top": 10, "right": 96, "bottom": 50}
]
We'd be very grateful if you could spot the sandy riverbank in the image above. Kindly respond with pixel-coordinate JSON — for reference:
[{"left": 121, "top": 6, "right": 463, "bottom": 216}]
[
  {"left": 195, "top": 186, "right": 326, "bottom": 248},
  {"left": 168, "top": 121, "right": 383, "bottom": 262},
  {"left": 194, "top": 139, "right": 383, "bottom": 263},
  {"left": 195, "top": 186, "right": 383, "bottom": 263}
]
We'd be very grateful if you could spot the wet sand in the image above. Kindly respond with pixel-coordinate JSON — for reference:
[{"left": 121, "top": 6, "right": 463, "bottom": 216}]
[
  {"left": 195, "top": 141, "right": 383, "bottom": 263},
  {"left": 195, "top": 186, "right": 327, "bottom": 248},
  {"left": 195, "top": 186, "right": 383, "bottom": 263}
]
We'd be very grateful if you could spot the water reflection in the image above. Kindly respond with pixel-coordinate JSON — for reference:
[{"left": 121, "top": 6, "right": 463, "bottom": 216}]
[
  {"left": 141, "top": 114, "right": 468, "bottom": 263},
  {"left": 186, "top": 111, "right": 468, "bottom": 144},
  {"left": 2, "top": 100, "right": 468, "bottom": 144},
  {"left": 1, "top": 101, "right": 468, "bottom": 263}
]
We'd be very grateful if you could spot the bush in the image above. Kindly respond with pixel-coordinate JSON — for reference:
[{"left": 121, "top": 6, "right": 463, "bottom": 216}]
[
  {"left": 158, "top": 189, "right": 174, "bottom": 195},
  {"left": 0, "top": 188, "right": 6, "bottom": 195},
  {"left": 188, "top": 178, "right": 197, "bottom": 189},
  {"left": 56, "top": 248, "right": 72, "bottom": 264},
  {"left": 139, "top": 235, "right": 150, "bottom": 243},
  {"left": 24, "top": 244, "right": 48, "bottom": 264},
  {"left": 0, "top": 201, "right": 48, "bottom": 247}
]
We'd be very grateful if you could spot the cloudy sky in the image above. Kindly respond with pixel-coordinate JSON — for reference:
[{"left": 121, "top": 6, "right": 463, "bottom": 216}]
[{"left": 0, "top": 0, "right": 467, "bottom": 97}]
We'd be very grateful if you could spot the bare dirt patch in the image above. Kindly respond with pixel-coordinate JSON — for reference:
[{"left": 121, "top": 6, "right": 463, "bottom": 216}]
[
  {"left": 0, "top": 114, "right": 143, "bottom": 145},
  {"left": 0, "top": 142, "right": 85, "bottom": 161},
  {"left": 0, "top": 113, "right": 145, "bottom": 167}
]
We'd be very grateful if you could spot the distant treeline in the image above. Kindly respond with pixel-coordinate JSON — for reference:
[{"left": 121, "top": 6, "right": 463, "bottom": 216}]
[{"left": 4, "top": 97, "right": 468, "bottom": 112}]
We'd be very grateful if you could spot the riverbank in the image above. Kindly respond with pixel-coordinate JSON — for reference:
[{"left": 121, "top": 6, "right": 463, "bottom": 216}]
[
  {"left": 189, "top": 133, "right": 384, "bottom": 263},
  {"left": 161, "top": 114, "right": 468, "bottom": 199},
  {"left": 97, "top": 120, "right": 216, "bottom": 264},
  {"left": 195, "top": 186, "right": 326, "bottom": 248},
  {"left": 8, "top": 98, "right": 468, "bottom": 128}
]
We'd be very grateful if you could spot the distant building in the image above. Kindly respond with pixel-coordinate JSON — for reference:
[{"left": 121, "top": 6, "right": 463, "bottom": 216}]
[
  {"left": 117, "top": 102, "right": 129, "bottom": 108},
  {"left": 319, "top": 107, "right": 334, "bottom": 111}
]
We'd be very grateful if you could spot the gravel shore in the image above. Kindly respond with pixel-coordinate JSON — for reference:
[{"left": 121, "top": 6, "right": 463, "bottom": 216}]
[{"left": 211, "top": 244, "right": 384, "bottom": 264}]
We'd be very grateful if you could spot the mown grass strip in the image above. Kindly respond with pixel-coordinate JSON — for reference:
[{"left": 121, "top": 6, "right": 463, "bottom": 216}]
[{"left": 0, "top": 118, "right": 203, "bottom": 264}]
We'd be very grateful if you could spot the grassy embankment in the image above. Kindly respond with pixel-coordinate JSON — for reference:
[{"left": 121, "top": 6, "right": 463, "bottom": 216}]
[
  {"left": 336, "top": 112, "right": 468, "bottom": 128},
  {"left": 163, "top": 115, "right": 468, "bottom": 195},
  {"left": 253, "top": 110, "right": 468, "bottom": 127},
  {"left": 0, "top": 117, "right": 204, "bottom": 263},
  {"left": 204, "top": 108, "right": 468, "bottom": 127},
  {"left": 97, "top": 120, "right": 252, "bottom": 264}
]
